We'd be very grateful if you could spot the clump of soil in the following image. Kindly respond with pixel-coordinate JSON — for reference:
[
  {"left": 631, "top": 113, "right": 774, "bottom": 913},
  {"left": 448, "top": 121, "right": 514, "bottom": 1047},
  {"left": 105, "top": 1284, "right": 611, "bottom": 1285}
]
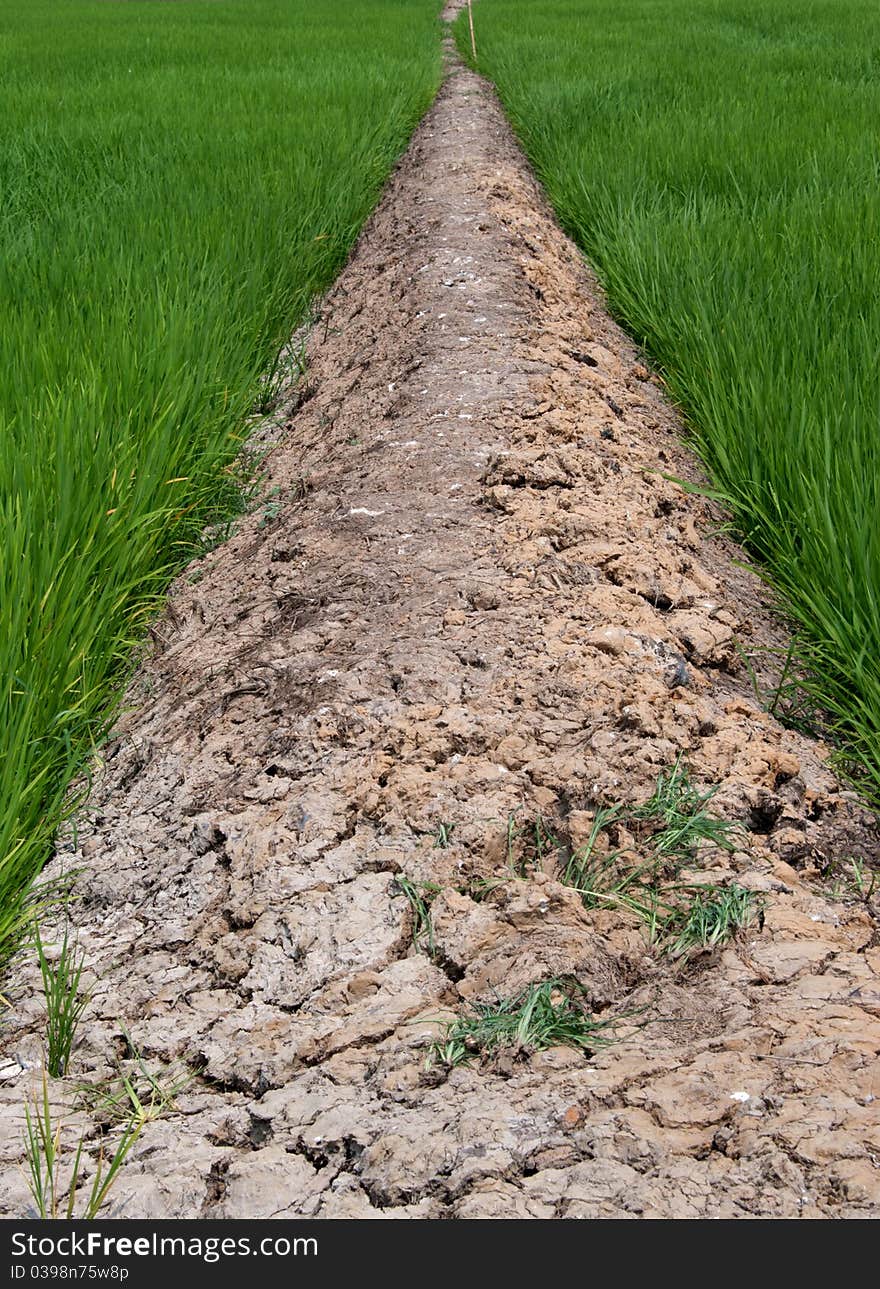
[{"left": 0, "top": 14, "right": 878, "bottom": 1218}]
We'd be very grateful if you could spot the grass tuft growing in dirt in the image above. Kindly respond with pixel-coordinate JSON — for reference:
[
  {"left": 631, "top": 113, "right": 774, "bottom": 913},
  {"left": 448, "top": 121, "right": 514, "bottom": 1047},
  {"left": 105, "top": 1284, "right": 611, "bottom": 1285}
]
[
  {"left": 75, "top": 1023, "right": 191, "bottom": 1129},
  {"left": 628, "top": 757, "right": 739, "bottom": 865},
  {"left": 429, "top": 977, "right": 620, "bottom": 1068},
  {"left": 561, "top": 761, "right": 754, "bottom": 955},
  {"left": 662, "top": 885, "right": 762, "bottom": 958},
  {"left": 394, "top": 876, "right": 442, "bottom": 959}
]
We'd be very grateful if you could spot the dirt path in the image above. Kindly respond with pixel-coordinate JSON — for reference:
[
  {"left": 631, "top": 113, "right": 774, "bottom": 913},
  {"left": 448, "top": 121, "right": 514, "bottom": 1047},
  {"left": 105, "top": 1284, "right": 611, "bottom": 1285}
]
[{"left": 1, "top": 12, "right": 879, "bottom": 1218}]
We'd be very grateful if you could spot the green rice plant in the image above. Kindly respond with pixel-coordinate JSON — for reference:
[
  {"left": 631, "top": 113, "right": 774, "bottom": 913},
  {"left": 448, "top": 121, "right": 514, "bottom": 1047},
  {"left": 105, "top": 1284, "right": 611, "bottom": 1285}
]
[
  {"left": 0, "top": 0, "right": 441, "bottom": 970},
  {"left": 429, "top": 977, "right": 620, "bottom": 1067},
  {"left": 662, "top": 884, "right": 762, "bottom": 958},
  {"left": 23, "top": 1071, "right": 141, "bottom": 1220},
  {"left": 458, "top": 0, "right": 880, "bottom": 802},
  {"left": 34, "top": 922, "right": 90, "bottom": 1079}
]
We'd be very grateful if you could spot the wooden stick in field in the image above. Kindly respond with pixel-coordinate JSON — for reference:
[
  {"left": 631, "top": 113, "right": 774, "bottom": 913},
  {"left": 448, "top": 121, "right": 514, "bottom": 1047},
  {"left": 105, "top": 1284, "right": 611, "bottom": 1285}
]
[{"left": 467, "top": 0, "right": 477, "bottom": 61}]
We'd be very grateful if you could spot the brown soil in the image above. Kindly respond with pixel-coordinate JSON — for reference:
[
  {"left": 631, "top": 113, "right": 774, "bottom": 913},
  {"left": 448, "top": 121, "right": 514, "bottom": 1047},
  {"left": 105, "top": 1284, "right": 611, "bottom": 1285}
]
[{"left": 1, "top": 12, "right": 879, "bottom": 1219}]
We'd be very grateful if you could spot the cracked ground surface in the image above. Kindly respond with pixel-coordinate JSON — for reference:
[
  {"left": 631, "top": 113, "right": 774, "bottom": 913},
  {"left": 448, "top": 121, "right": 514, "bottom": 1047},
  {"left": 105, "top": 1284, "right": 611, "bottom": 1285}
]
[{"left": 1, "top": 10, "right": 879, "bottom": 1218}]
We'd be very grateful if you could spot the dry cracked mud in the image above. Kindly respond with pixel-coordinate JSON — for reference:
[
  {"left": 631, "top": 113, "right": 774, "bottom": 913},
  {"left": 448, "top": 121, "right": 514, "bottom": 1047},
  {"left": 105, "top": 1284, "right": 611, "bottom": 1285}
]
[{"left": 1, "top": 9, "right": 879, "bottom": 1219}]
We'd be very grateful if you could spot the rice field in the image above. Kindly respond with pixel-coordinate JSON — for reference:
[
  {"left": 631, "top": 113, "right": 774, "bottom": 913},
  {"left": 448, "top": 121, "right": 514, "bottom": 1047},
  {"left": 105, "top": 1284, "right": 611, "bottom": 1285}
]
[
  {"left": 0, "top": 0, "right": 440, "bottom": 964},
  {"left": 460, "top": 0, "right": 880, "bottom": 797}
]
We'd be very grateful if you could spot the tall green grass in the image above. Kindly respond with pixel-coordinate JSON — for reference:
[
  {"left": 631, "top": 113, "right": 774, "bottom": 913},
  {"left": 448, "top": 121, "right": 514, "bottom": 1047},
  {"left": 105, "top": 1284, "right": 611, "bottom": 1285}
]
[
  {"left": 460, "top": 0, "right": 880, "bottom": 797},
  {"left": 0, "top": 0, "right": 440, "bottom": 965}
]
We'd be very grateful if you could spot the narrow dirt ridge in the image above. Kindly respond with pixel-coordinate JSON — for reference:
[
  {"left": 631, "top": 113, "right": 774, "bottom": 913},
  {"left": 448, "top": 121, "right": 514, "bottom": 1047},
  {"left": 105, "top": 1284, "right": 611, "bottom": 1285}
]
[{"left": 1, "top": 14, "right": 878, "bottom": 1218}]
